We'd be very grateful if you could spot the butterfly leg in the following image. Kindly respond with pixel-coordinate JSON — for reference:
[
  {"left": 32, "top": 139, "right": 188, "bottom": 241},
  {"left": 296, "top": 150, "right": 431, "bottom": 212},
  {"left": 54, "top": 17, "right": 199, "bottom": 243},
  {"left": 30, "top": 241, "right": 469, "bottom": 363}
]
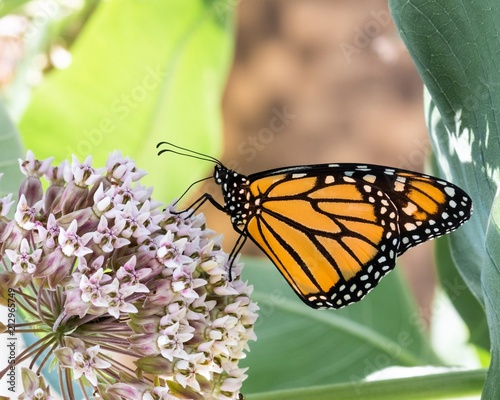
[
  {"left": 227, "top": 230, "right": 248, "bottom": 281},
  {"left": 171, "top": 193, "right": 226, "bottom": 218}
]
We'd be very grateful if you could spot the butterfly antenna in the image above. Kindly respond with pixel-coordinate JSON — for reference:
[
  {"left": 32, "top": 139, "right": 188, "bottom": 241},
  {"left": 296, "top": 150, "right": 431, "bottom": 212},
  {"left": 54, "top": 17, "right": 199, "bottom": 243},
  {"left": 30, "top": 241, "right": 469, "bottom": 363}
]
[
  {"left": 156, "top": 141, "right": 222, "bottom": 166},
  {"left": 172, "top": 175, "right": 213, "bottom": 207}
]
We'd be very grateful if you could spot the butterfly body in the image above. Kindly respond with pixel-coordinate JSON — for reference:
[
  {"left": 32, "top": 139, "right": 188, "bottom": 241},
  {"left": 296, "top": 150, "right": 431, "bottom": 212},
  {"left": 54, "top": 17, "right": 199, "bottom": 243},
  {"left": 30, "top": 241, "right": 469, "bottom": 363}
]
[
  {"left": 157, "top": 142, "right": 472, "bottom": 310},
  {"left": 214, "top": 164, "right": 252, "bottom": 226},
  {"left": 214, "top": 162, "right": 472, "bottom": 309}
]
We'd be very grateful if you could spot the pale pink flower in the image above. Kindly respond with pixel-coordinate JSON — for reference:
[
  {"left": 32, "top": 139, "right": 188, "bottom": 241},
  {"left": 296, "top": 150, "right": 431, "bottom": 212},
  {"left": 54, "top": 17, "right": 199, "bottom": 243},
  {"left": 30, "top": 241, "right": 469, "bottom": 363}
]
[
  {"left": 101, "top": 278, "right": 139, "bottom": 318},
  {"left": 55, "top": 339, "right": 111, "bottom": 387},
  {"left": 93, "top": 215, "right": 130, "bottom": 253},
  {"left": 65, "top": 155, "right": 104, "bottom": 187},
  {"left": 19, "top": 368, "right": 55, "bottom": 400},
  {"left": 5, "top": 238, "right": 42, "bottom": 274},
  {"left": 14, "top": 194, "right": 43, "bottom": 230},
  {"left": 36, "top": 213, "right": 60, "bottom": 248},
  {"left": 116, "top": 255, "right": 150, "bottom": 292},
  {"left": 58, "top": 219, "right": 93, "bottom": 257},
  {"left": 19, "top": 150, "right": 53, "bottom": 177},
  {"left": 79, "top": 268, "right": 111, "bottom": 306},
  {"left": 156, "top": 231, "right": 193, "bottom": 269},
  {"left": 157, "top": 321, "right": 194, "bottom": 361},
  {"left": 0, "top": 192, "right": 15, "bottom": 217}
]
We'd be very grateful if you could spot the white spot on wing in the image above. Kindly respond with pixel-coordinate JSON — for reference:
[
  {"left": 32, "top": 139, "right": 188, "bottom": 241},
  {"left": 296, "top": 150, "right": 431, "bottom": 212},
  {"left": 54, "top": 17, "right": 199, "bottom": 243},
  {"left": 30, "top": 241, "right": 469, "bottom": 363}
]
[
  {"left": 363, "top": 174, "right": 376, "bottom": 183},
  {"left": 404, "top": 222, "right": 417, "bottom": 231},
  {"left": 394, "top": 181, "right": 405, "bottom": 192},
  {"left": 445, "top": 186, "right": 456, "bottom": 197},
  {"left": 402, "top": 202, "right": 418, "bottom": 216}
]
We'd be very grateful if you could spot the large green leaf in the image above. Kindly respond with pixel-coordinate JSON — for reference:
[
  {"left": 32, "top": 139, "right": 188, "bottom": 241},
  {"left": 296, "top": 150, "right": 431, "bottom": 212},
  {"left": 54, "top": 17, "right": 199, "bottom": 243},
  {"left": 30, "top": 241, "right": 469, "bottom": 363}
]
[
  {"left": 19, "top": 0, "right": 234, "bottom": 201},
  {"left": 241, "top": 257, "right": 440, "bottom": 394},
  {"left": 389, "top": 1, "right": 500, "bottom": 398},
  {"left": 0, "top": 102, "right": 24, "bottom": 197}
]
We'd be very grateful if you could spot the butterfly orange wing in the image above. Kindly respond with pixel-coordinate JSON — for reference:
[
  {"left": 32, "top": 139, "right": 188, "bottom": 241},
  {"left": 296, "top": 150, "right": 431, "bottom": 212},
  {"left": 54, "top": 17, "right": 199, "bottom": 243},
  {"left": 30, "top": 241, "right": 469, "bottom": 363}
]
[{"left": 244, "top": 165, "right": 471, "bottom": 309}]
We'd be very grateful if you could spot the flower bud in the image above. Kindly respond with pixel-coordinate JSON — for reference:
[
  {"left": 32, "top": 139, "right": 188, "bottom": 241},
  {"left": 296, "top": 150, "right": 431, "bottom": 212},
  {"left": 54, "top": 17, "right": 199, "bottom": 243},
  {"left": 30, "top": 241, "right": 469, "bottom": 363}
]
[
  {"left": 0, "top": 220, "right": 27, "bottom": 250},
  {"left": 34, "top": 247, "right": 68, "bottom": 278},
  {"left": 44, "top": 184, "right": 65, "bottom": 213},
  {"left": 56, "top": 181, "right": 90, "bottom": 215},
  {"left": 19, "top": 176, "right": 44, "bottom": 206}
]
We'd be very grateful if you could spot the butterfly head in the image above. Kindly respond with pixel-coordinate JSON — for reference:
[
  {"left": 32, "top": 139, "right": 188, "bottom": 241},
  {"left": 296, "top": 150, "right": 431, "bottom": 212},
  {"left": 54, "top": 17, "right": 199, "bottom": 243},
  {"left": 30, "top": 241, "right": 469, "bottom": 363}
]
[{"left": 213, "top": 165, "right": 251, "bottom": 226}]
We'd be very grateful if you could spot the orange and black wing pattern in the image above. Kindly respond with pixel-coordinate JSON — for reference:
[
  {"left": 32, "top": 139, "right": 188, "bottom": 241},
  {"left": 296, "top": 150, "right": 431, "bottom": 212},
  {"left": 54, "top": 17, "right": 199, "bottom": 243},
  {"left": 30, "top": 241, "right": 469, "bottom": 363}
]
[{"left": 233, "top": 164, "right": 472, "bottom": 309}]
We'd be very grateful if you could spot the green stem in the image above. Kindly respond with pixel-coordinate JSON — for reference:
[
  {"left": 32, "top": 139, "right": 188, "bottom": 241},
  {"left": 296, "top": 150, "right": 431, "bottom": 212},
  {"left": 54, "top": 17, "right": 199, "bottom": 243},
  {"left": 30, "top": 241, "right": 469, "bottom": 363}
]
[{"left": 246, "top": 369, "right": 486, "bottom": 400}]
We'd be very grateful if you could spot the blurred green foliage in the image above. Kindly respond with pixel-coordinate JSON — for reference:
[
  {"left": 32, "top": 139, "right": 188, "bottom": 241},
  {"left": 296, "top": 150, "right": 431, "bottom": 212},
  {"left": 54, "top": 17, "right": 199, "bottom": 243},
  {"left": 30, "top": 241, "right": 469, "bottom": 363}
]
[{"left": 18, "top": 0, "right": 234, "bottom": 201}]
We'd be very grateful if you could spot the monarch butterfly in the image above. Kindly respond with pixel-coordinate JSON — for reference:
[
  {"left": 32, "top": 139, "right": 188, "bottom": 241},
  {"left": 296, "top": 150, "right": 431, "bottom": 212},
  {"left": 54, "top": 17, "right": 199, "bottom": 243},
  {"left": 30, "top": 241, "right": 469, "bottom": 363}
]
[{"left": 157, "top": 142, "right": 472, "bottom": 309}]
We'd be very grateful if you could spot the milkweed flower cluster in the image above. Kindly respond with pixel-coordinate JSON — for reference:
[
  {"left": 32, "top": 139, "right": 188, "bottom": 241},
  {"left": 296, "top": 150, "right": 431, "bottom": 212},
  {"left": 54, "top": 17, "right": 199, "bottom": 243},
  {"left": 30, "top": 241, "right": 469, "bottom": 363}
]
[{"left": 0, "top": 151, "right": 258, "bottom": 400}]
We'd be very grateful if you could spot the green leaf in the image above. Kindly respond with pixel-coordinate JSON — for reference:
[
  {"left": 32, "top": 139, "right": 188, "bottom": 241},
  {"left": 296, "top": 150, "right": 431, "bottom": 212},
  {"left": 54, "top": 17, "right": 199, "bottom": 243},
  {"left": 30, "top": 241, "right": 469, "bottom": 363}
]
[
  {"left": 241, "top": 257, "right": 440, "bottom": 394},
  {"left": 245, "top": 369, "right": 486, "bottom": 400},
  {"left": 19, "top": 0, "right": 234, "bottom": 201},
  {"left": 435, "top": 235, "right": 490, "bottom": 352},
  {"left": 389, "top": 1, "right": 500, "bottom": 398},
  {"left": 431, "top": 153, "right": 490, "bottom": 353},
  {"left": 0, "top": 0, "right": 29, "bottom": 17},
  {"left": 483, "top": 190, "right": 500, "bottom": 397},
  {"left": 0, "top": 101, "right": 24, "bottom": 197}
]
